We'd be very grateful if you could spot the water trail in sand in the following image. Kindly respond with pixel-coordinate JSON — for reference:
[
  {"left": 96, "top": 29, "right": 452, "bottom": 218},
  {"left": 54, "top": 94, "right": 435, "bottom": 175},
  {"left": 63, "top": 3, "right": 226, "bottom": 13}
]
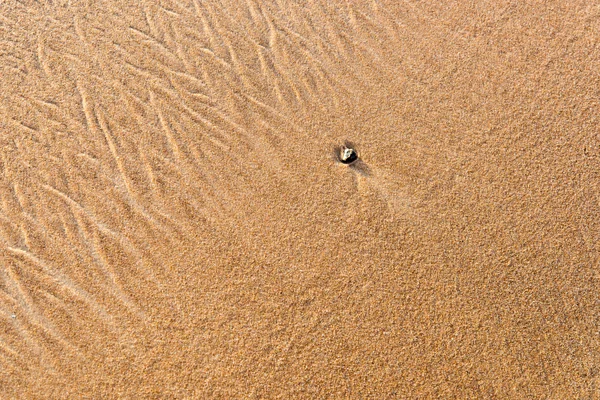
[{"left": 353, "top": 162, "right": 420, "bottom": 218}]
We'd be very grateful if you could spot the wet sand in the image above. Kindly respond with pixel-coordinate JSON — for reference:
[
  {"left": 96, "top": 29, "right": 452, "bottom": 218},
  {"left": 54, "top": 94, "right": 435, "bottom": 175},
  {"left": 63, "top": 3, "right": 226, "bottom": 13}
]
[{"left": 1, "top": 0, "right": 599, "bottom": 398}]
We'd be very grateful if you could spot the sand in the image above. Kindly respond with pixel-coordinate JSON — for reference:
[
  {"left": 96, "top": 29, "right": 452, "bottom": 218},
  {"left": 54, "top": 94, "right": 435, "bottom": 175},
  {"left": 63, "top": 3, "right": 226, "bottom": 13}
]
[{"left": 1, "top": 0, "right": 599, "bottom": 398}]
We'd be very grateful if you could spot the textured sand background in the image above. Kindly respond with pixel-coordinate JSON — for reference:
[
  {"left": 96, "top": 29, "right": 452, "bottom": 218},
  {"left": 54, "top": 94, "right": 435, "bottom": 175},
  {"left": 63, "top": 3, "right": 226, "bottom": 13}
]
[{"left": 1, "top": 0, "right": 599, "bottom": 398}]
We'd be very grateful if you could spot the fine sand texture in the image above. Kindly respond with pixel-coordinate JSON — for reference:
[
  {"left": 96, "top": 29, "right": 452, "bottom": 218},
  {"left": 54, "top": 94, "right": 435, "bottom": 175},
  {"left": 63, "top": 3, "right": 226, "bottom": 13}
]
[{"left": 1, "top": 0, "right": 599, "bottom": 398}]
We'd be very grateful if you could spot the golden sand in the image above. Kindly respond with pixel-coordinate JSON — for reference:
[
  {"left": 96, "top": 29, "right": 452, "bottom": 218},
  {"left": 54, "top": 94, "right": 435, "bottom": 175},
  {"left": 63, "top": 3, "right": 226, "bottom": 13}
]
[{"left": 1, "top": 0, "right": 599, "bottom": 398}]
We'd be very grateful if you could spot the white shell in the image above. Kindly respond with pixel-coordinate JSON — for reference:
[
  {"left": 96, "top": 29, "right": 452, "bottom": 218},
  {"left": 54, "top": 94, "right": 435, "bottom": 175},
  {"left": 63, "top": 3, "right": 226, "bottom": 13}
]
[{"left": 341, "top": 147, "right": 355, "bottom": 161}]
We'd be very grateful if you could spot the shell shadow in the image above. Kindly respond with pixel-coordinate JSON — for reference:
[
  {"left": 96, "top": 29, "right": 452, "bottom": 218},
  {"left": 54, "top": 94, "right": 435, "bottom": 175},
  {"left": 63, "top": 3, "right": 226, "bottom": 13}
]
[{"left": 349, "top": 159, "right": 371, "bottom": 177}]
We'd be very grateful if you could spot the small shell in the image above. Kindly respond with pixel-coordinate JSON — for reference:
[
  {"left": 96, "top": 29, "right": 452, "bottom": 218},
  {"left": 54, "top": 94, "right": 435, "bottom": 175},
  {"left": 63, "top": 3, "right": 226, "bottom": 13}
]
[{"left": 339, "top": 146, "right": 358, "bottom": 164}]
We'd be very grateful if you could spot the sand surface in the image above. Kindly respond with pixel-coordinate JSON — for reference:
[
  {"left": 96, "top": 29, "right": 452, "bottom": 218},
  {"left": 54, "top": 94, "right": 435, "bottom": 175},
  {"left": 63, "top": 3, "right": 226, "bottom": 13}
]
[{"left": 1, "top": 0, "right": 599, "bottom": 398}]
